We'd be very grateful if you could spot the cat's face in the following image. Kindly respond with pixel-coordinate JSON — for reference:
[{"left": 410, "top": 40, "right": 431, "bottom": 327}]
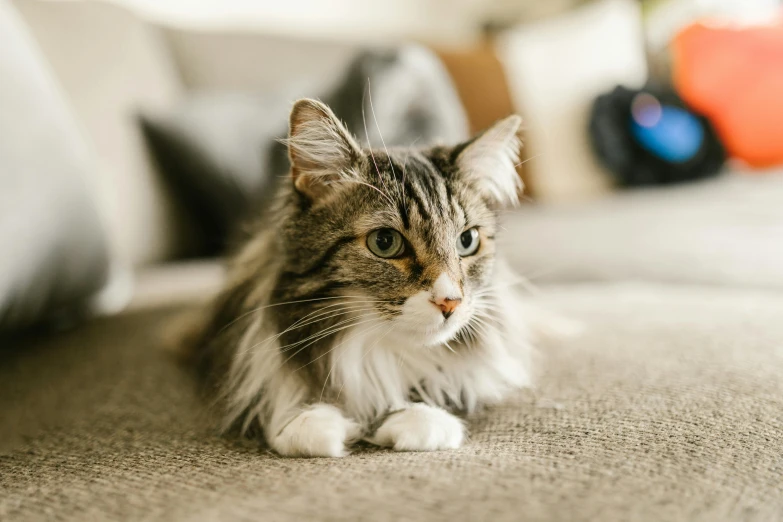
[{"left": 279, "top": 99, "right": 522, "bottom": 347}]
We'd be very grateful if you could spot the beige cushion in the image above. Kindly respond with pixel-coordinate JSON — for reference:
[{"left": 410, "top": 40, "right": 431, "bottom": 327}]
[
  {"left": 13, "top": 0, "right": 196, "bottom": 265},
  {"left": 497, "top": 0, "right": 647, "bottom": 202},
  {"left": 1, "top": 280, "right": 781, "bottom": 520}
]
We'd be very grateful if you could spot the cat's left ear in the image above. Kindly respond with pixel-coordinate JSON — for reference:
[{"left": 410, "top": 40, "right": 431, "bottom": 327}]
[{"left": 454, "top": 115, "right": 524, "bottom": 206}]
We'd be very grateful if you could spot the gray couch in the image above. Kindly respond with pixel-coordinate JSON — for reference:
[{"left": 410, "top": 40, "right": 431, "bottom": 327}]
[
  {"left": 3, "top": 272, "right": 782, "bottom": 521},
  {"left": 2, "top": 1, "right": 781, "bottom": 521}
]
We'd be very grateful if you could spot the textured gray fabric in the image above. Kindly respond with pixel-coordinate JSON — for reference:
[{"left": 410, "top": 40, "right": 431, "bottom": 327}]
[
  {"left": 0, "top": 0, "right": 109, "bottom": 331},
  {"left": 1, "top": 282, "right": 781, "bottom": 521},
  {"left": 502, "top": 172, "right": 783, "bottom": 289}
]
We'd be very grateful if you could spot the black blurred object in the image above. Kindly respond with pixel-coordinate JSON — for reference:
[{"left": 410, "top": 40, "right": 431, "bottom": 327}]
[{"left": 589, "top": 85, "right": 726, "bottom": 187}]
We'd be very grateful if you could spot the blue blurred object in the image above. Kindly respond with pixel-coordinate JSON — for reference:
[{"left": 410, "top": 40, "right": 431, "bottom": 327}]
[
  {"left": 630, "top": 102, "right": 704, "bottom": 163},
  {"left": 589, "top": 85, "right": 726, "bottom": 186}
]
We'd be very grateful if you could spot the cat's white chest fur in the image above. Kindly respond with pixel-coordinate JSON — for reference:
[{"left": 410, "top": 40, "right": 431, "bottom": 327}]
[
  {"left": 227, "top": 264, "right": 535, "bottom": 458},
  {"left": 268, "top": 306, "right": 532, "bottom": 458},
  {"left": 330, "top": 302, "right": 533, "bottom": 425}
]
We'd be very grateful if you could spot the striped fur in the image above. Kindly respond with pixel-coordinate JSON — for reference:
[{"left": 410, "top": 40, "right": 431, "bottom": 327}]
[{"left": 194, "top": 99, "right": 533, "bottom": 457}]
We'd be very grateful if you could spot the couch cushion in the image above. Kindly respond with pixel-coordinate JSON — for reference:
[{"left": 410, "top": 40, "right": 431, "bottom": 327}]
[
  {"left": 435, "top": 44, "right": 533, "bottom": 193},
  {"left": 13, "top": 0, "right": 197, "bottom": 265},
  {"left": 1, "top": 282, "right": 780, "bottom": 520},
  {"left": 500, "top": 172, "right": 783, "bottom": 290},
  {"left": 0, "top": 0, "right": 110, "bottom": 332},
  {"left": 497, "top": 0, "right": 647, "bottom": 202}
]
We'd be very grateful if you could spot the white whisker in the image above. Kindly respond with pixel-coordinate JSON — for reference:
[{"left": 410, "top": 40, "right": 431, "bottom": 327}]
[
  {"left": 361, "top": 80, "right": 391, "bottom": 203},
  {"left": 277, "top": 316, "right": 385, "bottom": 371},
  {"left": 332, "top": 178, "right": 395, "bottom": 206},
  {"left": 367, "top": 80, "right": 396, "bottom": 195},
  {"left": 235, "top": 308, "right": 381, "bottom": 357},
  {"left": 277, "top": 313, "right": 380, "bottom": 353},
  {"left": 294, "top": 319, "right": 386, "bottom": 376},
  {"left": 218, "top": 295, "right": 391, "bottom": 336},
  {"left": 514, "top": 152, "right": 543, "bottom": 168}
]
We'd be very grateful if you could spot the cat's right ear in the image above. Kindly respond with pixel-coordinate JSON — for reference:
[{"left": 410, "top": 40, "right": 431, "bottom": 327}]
[
  {"left": 286, "top": 98, "right": 363, "bottom": 199},
  {"left": 453, "top": 115, "right": 524, "bottom": 207}
]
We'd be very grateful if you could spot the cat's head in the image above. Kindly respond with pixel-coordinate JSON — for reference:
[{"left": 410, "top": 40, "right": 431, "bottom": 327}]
[{"left": 278, "top": 98, "right": 522, "bottom": 347}]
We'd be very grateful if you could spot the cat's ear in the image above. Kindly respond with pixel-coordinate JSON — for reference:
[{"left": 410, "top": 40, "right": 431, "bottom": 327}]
[
  {"left": 454, "top": 115, "right": 524, "bottom": 206},
  {"left": 287, "top": 98, "right": 363, "bottom": 199}
]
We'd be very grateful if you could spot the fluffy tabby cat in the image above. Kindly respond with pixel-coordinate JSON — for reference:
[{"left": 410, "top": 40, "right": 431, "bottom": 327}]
[{"left": 193, "top": 98, "right": 533, "bottom": 457}]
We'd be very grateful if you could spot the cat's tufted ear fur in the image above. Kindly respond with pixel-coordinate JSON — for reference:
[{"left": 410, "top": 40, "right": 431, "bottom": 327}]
[
  {"left": 455, "top": 115, "right": 524, "bottom": 207},
  {"left": 287, "top": 98, "right": 363, "bottom": 199}
]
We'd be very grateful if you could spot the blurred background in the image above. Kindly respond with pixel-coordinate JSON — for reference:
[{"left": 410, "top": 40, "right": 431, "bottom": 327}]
[
  {"left": 2, "top": 0, "right": 783, "bottom": 336},
  {"left": 3, "top": 3, "right": 783, "bottom": 517}
]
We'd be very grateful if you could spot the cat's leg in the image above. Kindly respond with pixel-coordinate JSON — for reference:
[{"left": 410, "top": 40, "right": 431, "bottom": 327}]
[
  {"left": 367, "top": 403, "right": 465, "bottom": 452},
  {"left": 267, "top": 403, "right": 362, "bottom": 458}
]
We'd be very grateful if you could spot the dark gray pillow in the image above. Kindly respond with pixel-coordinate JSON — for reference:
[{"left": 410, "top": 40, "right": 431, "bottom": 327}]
[
  {"left": 140, "top": 45, "right": 468, "bottom": 255},
  {"left": 0, "top": 0, "right": 110, "bottom": 334},
  {"left": 332, "top": 45, "right": 469, "bottom": 148},
  {"left": 140, "top": 94, "right": 288, "bottom": 254}
]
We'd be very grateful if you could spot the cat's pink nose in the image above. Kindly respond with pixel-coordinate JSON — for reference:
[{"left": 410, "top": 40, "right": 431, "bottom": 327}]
[
  {"left": 431, "top": 273, "right": 462, "bottom": 319},
  {"left": 433, "top": 296, "right": 462, "bottom": 320}
]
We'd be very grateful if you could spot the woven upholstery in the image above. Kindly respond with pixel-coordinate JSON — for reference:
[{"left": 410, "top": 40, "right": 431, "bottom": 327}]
[{"left": 2, "top": 282, "right": 781, "bottom": 521}]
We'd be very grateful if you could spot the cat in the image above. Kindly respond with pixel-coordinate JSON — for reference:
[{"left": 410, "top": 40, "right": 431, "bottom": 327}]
[{"left": 192, "top": 98, "right": 533, "bottom": 457}]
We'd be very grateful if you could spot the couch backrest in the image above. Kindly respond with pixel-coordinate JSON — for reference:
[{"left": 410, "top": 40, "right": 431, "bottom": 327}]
[
  {"left": 13, "top": 0, "right": 374, "bottom": 266},
  {"left": 164, "top": 28, "right": 358, "bottom": 95},
  {"left": 16, "top": 0, "right": 507, "bottom": 267}
]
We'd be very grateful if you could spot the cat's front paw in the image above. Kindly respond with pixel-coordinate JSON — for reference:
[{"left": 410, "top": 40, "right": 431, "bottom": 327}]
[
  {"left": 369, "top": 403, "right": 465, "bottom": 452},
  {"left": 270, "top": 404, "right": 361, "bottom": 458}
]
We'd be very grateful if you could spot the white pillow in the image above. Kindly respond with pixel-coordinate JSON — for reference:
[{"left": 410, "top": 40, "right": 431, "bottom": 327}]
[
  {"left": 497, "top": 0, "right": 648, "bottom": 202},
  {"left": 0, "top": 0, "right": 112, "bottom": 331}
]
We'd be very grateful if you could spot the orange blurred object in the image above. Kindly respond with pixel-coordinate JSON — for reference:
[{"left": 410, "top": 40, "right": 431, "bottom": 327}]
[{"left": 672, "top": 19, "right": 783, "bottom": 168}]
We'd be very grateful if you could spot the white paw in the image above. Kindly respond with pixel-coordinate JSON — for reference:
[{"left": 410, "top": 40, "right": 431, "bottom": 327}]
[
  {"left": 369, "top": 404, "right": 465, "bottom": 452},
  {"left": 270, "top": 405, "right": 361, "bottom": 458}
]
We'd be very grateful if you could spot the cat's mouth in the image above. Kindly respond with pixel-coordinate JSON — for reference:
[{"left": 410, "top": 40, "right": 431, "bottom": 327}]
[
  {"left": 390, "top": 290, "right": 473, "bottom": 347},
  {"left": 395, "top": 307, "right": 471, "bottom": 347}
]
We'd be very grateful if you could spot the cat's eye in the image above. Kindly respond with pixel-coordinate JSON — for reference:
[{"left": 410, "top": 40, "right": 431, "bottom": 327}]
[
  {"left": 367, "top": 228, "right": 405, "bottom": 258},
  {"left": 457, "top": 228, "right": 480, "bottom": 257}
]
